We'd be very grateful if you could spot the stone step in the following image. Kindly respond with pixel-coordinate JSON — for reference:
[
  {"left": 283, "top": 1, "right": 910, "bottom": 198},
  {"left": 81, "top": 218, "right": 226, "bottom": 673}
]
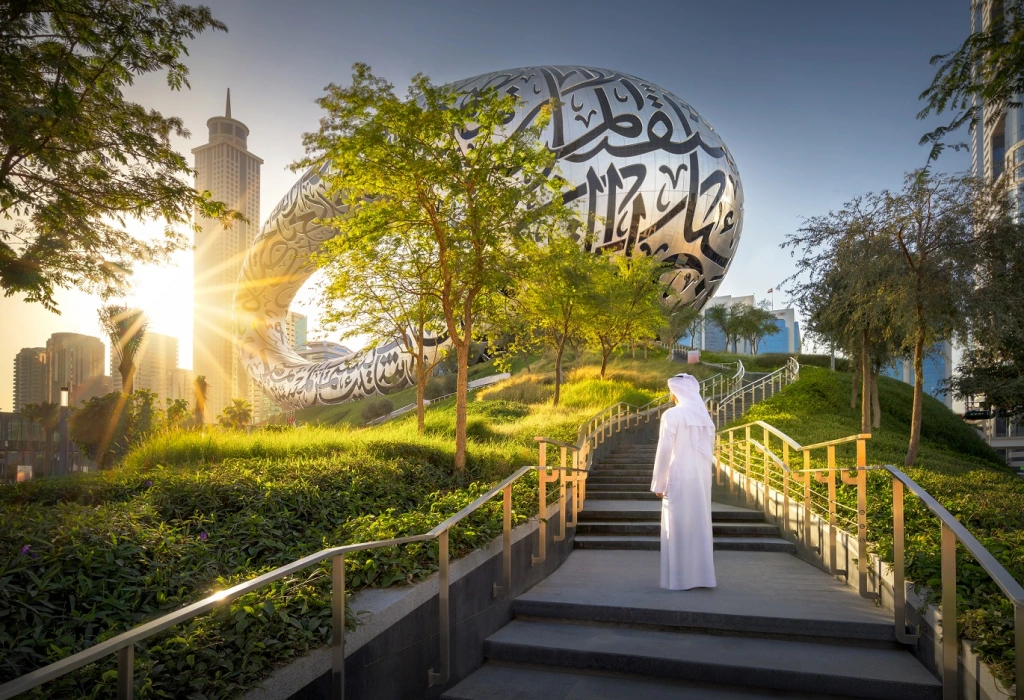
[
  {"left": 481, "top": 620, "right": 940, "bottom": 700},
  {"left": 591, "top": 461, "right": 655, "bottom": 468},
  {"left": 586, "top": 473, "right": 651, "bottom": 480},
  {"left": 579, "top": 502, "right": 765, "bottom": 522},
  {"left": 573, "top": 535, "right": 796, "bottom": 553},
  {"left": 576, "top": 521, "right": 781, "bottom": 537},
  {"left": 579, "top": 491, "right": 661, "bottom": 501},
  {"left": 443, "top": 662, "right": 851, "bottom": 700},
  {"left": 584, "top": 483, "right": 650, "bottom": 492}
]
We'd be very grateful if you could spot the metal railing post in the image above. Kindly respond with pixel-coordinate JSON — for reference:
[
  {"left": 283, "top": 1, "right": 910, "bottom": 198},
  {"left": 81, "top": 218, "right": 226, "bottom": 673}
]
[
  {"left": 533, "top": 445, "right": 548, "bottom": 566},
  {"left": 827, "top": 445, "right": 837, "bottom": 576},
  {"left": 494, "top": 485, "right": 512, "bottom": 597},
  {"left": 941, "top": 522, "right": 957, "bottom": 700},
  {"left": 803, "top": 450, "right": 812, "bottom": 552},
  {"left": 117, "top": 646, "right": 133, "bottom": 700},
  {"left": 892, "top": 479, "right": 917, "bottom": 644},
  {"left": 856, "top": 439, "right": 869, "bottom": 598},
  {"left": 428, "top": 529, "right": 450, "bottom": 687},
  {"left": 762, "top": 426, "right": 770, "bottom": 516},
  {"left": 332, "top": 554, "right": 345, "bottom": 700},
  {"left": 555, "top": 447, "right": 567, "bottom": 543},
  {"left": 1016, "top": 603, "right": 1023, "bottom": 699}
]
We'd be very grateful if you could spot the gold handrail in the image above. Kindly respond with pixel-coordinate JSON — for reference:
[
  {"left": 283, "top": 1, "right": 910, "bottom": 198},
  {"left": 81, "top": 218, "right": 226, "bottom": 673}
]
[
  {"left": 0, "top": 461, "right": 578, "bottom": 700},
  {"left": 717, "top": 425, "right": 1024, "bottom": 699}
]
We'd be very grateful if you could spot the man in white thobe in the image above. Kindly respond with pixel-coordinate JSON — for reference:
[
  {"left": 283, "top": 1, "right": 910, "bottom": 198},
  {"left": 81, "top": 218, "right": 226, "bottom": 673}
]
[{"left": 651, "top": 374, "right": 717, "bottom": 590}]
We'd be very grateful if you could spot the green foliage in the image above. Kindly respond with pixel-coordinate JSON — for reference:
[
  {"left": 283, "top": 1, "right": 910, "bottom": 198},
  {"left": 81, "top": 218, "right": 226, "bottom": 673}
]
[
  {"left": 949, "top": 209, "right": 1024, "bottom": 420},
  {"left": 297, "top": 63, "right": 575, "bottom": 470},
  {"left": 918, "top": 0, "right": 1024, "bottom": 160},
  {"left": 734, "top": 367, "right": 1020, "bottom": 681},
  {"left": 0, "top": 349, "right": 718, "bottom": 696},
  {"left": 424, "top": 374, "right": 457, "bottom": 400},
  {"left": 69, "top": 391, "right": 163, "bottom": 468},
  {"left": 0, "top": 435, "right": 534, "bottom": 697},
  {"left": 360, "top": 398, "right": 395, "bottom": 422},
  {"left": 508, "top": 233, "right": 601, "bottom": 405},
  {"left": 584, "top": 253, "right": 668, "bottom": 378},
  {"left": 218, "top": 398, "right": 254, "bottom": 431},
  {"left": 0, "top": 0, "right": 240, "bottom": 311}
]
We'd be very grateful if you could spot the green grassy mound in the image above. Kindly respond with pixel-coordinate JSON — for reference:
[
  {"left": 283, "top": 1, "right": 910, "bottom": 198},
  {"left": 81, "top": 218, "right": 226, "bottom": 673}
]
[
  {"left": 735, "top": 367, "right": 1021, "bottom": 683},
  {"left": 0, "top": 348, "right": 704, "bottom": 698}
]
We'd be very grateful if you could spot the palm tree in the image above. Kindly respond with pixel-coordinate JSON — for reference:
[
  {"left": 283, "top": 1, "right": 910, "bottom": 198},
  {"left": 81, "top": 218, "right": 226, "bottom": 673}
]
[
  {"left": 218, "top": 398, "right": 253, "bottom": 430},
  {"left": 99, "top": 305, "right": 148, "bottom": 394},
  {"left": 22, "top": 402, "right": 61, "bottom": 476},
  {"left": 193, "top": 375, "right": 208, "bottom": 427}
]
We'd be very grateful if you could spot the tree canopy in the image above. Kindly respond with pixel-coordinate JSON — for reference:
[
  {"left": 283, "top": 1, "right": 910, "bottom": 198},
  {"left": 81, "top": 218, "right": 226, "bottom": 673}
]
[
  {"left": 919, "top": 0, "right": 1024, "bottom": 160},
  {"left": 0, "top": 0, "right": 238, "bottom": 311},
  {"left": 298, "top": 64, "right": 572, "bottom": 470}
]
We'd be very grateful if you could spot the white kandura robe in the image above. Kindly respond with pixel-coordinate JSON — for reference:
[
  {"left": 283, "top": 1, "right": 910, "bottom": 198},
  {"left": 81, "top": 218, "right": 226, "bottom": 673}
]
[{"left": 651, "top": 406, "right": 717, "bottom": 590}]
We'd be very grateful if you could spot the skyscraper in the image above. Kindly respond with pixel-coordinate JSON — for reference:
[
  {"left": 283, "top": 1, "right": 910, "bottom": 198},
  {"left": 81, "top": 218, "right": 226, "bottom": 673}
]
[
  {"left": 45, "top": 333, "right": 105, "bottom": 406},
  {"left": 12, "top": 347, "right": 48, "bottom": 412},
  {"left": 192, "top": 90, "right": 263, "bottom": 422},
  {"left": 110, "top": 332, "right": 179, "bottom": 400}
]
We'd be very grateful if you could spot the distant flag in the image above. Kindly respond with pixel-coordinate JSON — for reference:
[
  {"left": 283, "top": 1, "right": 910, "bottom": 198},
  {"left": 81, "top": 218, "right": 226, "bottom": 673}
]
[{"left": 767, "top": 287, "right": 774, "bottom": 293}]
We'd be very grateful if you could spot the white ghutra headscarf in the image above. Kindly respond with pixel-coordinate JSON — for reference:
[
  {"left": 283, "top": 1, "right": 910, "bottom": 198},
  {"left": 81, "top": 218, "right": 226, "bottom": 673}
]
[{"left": 666, "top": 374, "right": 715, "bottom": 460}]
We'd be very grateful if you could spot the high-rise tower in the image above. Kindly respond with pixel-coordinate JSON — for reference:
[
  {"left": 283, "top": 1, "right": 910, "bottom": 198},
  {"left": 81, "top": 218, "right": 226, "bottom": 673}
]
[{"left": 191, "top": 90, "right": 263, "bottom": 422}]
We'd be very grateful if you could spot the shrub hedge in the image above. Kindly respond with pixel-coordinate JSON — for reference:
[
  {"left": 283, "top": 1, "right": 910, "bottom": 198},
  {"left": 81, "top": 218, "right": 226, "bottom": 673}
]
[
  {"left": 0, "top": 433, "right": 538, "bottom": 698},
  {"left": 0, "top": 351, "right": 675, "bottom": 698}
]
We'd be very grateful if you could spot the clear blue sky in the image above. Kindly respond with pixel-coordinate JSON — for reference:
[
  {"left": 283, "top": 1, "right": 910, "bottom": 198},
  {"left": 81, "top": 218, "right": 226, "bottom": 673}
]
[{"left": 0, "top": 0, "right": 972, "bottom": 406}]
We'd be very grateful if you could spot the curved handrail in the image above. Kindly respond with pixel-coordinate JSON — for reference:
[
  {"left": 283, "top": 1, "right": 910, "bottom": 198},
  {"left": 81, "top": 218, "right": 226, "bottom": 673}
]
[
  {"left": 0, "top": 463, "right": 546, "bottom": 700},
  {"left": 717, "top": 423, "right": 1023, "bottom": 696},
  {"left": 883, "top": 465, "right": 1024, "bottom": 606}
]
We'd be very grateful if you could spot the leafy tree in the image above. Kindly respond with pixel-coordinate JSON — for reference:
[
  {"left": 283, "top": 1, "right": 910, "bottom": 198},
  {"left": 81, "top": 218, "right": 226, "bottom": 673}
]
[
  {"left": 165, "top": 398, "right": 190, "bottom": 430},
  {"left": 663, "top": 301, "right": 701, "bottom": 349},
  {"left": 949, "top": 193, "right": 1024, "bottom": 420},
  {"left": 734, "top": 305, "right": 781, "bottom": 356},
  {"left": 99, "top": 305, "right": 147, "bottom": 395},
  {"left": 69, "top": 390, "right": 161, "bottom": 467},
  {"left": 0, "top": 0, "right": 240, "bottom": 311},
  {"left": 298, "top": 64, "right": 571, "bottom": 470},
  {"left": 315, "top": 218, "right": 444, "bottom": 433},
  {"left": 21, "top": 401, "right": 60, "bottom": 476},
  {"left": 586, "top": 253, "right": 667, "bottom": 378},
  {"left": 705, "top": 305, "right": 742, "bottom": 354},
  {"left": 510, "top": 233, "right": 598, "bottom": 406},
  {"left": 786, "top": 198, "right": 904, "bottom": 434},
  {"left": 193, "top": 375, "right": 208, "bottom": 426},
  {"left": 918, "top": 0, "right": 1024, "bottom": 160},
  {"left": 877, "top": 172, "right": 977, "bottom": 464},
  {"left": 218, "top": 398, "right": 253, "bottom": 430}
]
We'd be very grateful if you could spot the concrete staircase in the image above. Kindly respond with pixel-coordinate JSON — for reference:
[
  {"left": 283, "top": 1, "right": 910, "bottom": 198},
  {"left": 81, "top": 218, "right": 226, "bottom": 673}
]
[
  {"left": 444, "top": 437, "right": 942, "bottom": 700},
  {"left": 576, "top": 443, "right": 794, "bottom": 553}
]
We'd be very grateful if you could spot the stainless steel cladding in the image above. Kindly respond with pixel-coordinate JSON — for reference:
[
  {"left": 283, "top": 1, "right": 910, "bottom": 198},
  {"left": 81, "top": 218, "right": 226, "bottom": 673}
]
[{"left": 234, "top": 66, "right": 744, "bottom": 410}]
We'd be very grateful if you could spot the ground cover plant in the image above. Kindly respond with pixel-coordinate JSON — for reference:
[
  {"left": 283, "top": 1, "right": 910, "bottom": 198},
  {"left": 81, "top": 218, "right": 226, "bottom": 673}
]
[
  {"left": 0, "top": 348, "right": 697, "bottom": 698},
  {"left": 732, "top": 366, "right": 1021, "bottom": 683}
]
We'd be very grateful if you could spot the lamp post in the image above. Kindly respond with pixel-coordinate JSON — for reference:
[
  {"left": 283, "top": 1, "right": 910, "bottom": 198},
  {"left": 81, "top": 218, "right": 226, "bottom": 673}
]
[{"left": 58, "top": 387, "right": 69, "bottom": 476}]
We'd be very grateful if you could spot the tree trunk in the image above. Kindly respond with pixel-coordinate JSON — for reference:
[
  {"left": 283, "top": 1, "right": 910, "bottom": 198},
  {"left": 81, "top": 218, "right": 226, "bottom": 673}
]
[
  {"left": 860, "top": 333, "right": 871, "bottom": 434},
  {"left": 120, "top": 362, "right": 135, "bottom": 396},
  {"left": 851, "top": 363, "right": 860, "bottom": 410},
  {"left": 906, "top": 333, "right": 926, "bottom": 466},
  {"left": 553, "top": 343, "right": 565, "bottom": 407},
  {"left": 643, "top": 342, "right": 648, "bottom": 359},
  {"left": 600, "top": 346, "right": 610, "bottom": 378},
  {"left": 415, "top": 369, "right": 427, "bottom": 434},
  {"left": 871, "top": 370, "right": 881, "bottom": 430},
  {"left": 454, "top": 340, "right": 470, "bottom": 472}
]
